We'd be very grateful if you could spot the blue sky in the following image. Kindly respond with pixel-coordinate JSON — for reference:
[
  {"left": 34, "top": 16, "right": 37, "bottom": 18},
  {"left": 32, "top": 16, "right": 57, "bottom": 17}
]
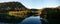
[{"left": 0, "top": 0, "right": 60, "bottom": 9}]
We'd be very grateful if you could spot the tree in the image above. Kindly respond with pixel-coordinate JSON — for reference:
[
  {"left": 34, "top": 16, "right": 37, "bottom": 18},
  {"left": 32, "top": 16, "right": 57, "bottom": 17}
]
[{"left": 40, "top": 8, "right": 60, "bottom": 24}]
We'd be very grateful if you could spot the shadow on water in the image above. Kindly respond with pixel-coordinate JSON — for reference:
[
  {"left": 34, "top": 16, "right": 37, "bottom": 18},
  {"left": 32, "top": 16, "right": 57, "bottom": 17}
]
[{"left": 0, "top": 13, "right": 25, "bottom": 24}]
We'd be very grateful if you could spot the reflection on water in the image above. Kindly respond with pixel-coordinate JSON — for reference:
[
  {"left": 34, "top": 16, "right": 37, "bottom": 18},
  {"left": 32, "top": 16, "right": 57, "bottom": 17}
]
[
  {"left": 0, "top": 16, "right": 41, "bottom": 24},
  {"left": 20, "top": 16, "right": 41, "bottom": 24}
]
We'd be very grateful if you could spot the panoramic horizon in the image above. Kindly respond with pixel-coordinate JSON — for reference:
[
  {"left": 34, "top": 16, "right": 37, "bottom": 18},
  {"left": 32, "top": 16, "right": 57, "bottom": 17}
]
[{"left": 0, "top": 0, "right": 60, "bottom": 9}]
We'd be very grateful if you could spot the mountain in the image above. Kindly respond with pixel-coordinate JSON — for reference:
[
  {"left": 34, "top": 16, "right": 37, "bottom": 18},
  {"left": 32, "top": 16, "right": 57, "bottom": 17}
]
[
  {"left": 0, "top": 2, "right": 41, "bottom": 23},
  {"left": 0, "top": 2, "right": 28, "bottom": 23},
  {"left": 0, "top": 2, "right": 28, "bottom": 11}
]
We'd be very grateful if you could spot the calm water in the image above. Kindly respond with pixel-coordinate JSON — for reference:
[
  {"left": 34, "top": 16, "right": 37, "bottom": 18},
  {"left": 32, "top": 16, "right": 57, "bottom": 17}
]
[
  {"left": 20, "top": 16, "right": 41, "bottom": 24},
  {"left": 0, "top": 16, "right": 41, "bottom": 24}
]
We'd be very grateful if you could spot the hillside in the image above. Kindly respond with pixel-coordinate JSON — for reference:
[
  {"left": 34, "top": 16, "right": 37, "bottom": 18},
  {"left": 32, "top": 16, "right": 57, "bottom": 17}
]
[{"left": 0, "top": 2, "right": 28, "bottom": 23}]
